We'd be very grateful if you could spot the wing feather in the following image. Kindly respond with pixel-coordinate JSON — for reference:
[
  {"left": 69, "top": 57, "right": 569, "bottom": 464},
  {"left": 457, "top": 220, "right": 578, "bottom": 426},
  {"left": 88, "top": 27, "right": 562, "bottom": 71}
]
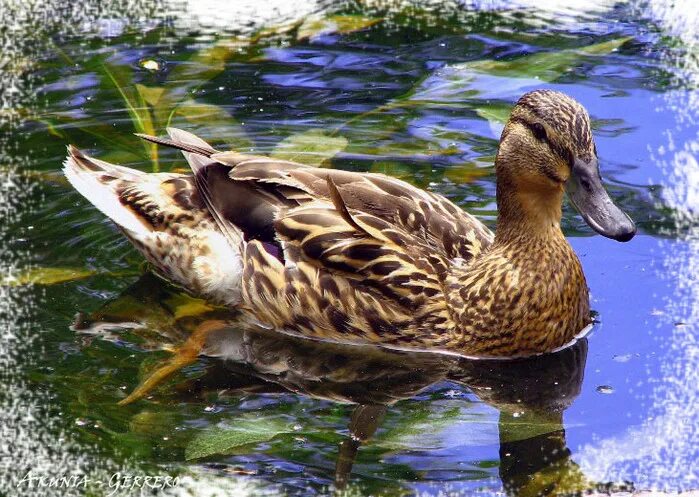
[{"left": 227, "top": 163, "right": 493, "bottom": 262}]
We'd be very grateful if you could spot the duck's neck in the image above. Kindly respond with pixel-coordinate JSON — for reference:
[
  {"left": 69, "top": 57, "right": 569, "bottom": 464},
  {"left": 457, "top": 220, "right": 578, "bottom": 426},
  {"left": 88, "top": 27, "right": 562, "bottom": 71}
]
[
  {"left": 442, "top": 177, "right": 589, "bottom": 357},
  {"left": 494, "top": 177, "right": 566, "bottom": 246}
]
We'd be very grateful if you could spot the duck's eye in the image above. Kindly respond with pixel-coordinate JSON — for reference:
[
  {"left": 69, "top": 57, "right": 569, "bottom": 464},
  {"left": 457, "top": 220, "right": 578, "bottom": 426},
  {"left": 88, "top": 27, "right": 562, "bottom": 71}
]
[{"left": 531, "top": 122, "right": 547, "bottom": 141}]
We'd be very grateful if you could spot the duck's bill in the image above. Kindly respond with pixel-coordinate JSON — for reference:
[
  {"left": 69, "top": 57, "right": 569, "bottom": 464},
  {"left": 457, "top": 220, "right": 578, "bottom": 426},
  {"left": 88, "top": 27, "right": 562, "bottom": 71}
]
[{"left": 565, "top": 157, "right": 636, "bottom": 242}]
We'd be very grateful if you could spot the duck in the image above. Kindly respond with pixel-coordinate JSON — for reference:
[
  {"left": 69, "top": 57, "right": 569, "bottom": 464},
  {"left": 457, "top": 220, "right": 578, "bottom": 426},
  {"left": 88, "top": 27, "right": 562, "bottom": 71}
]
[{"left": 63, "top": 89, "right": 636, "bottom": 358}]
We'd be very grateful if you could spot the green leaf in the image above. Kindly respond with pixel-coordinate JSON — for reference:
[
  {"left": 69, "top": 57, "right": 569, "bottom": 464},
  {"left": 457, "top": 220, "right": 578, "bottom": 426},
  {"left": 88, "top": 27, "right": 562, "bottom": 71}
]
[
  {"left": 37, "top": 116, "right": 67, "bottom": 138},
  {"left": 498, "top": 417, "right": 568, "bottom": 444},
  {"left": 395, "top": 36, "right": 633, "bottom": 110},
  {"left": 129, "top": 410, "right": 178, "bottom": 436},
  {"left": 444, "top": 162, "right": 491, "bottom": 184},
  {"left": 101, "top": 63, "right": 159, "bottom": 170},
  {"left": 2, "top": 267, "right": 96, "bottom": 286},
  {"left": 374, "top": 404, "right": 468, "bottom": 451},
  {"left": 164, "top": 292, "right": 216, "bottom": 320},
  {"left": 135, "top": 84, "right": 165, "bottom": 107},
  {"left": 157, "top": 37, "right": 254, "bottom": 130},
  {"left": 473, "top": 100, "right": 513, "bottom": 137},
  {"left": 172, "top": 100, "right": 227, "bottom": 122},
  {"left": 578, "top": 36, "right": 632, "bottom": 55},
  {"left": 185, "top": 417, "right": 295, "bottom": 460},
  {"left": 166, "top": 38, "right": 244, "bottom": 88},
  {"left": 369, "top": 161, "right": 422, "bottom": 181},
  {"left": 516, "top": 457, "right": 593, "bottom": 497},
  {"left": 270, "top": 130, "right": 348, "bottom": 166},
  {"left": 37, "top": 112, "right": 140, "bottom": 154},
  {"left": 462, "top": 36, "right": 632, "bottom": 82},
  {"left": 101, "top": 63, "right": 148, "bottom": 134},
  {"left": 169, "top": 100, "right": 252, "bottom": 151},
  {"left": 474, "top": 101, "right": 512, "bottom": 125},
  {"left": 297, "top": 15, "right": 381, "bottom": 40}
]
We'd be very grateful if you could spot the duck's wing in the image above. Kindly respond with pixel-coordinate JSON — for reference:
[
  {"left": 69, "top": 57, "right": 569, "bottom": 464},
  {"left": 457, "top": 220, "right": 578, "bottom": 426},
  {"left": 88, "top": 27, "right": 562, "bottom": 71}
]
[
  {"left": 217, "top": 151, "right": 495, "bottom": 262},
  {"left": 137, "top": 128, "right": 494, "bottom": 262}
]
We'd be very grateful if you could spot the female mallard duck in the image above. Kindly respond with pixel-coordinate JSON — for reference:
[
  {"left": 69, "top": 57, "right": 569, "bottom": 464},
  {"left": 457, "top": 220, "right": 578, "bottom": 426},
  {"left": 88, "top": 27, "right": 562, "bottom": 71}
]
[{"left": 63, "top": 89, "right": 635, "bottom": 358}]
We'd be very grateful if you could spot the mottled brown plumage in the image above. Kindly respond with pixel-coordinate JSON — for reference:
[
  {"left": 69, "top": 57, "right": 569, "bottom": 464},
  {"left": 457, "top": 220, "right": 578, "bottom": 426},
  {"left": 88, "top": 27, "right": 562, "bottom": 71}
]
[{"left": 63, "top": 90, "right": 635, "bottom": 358}]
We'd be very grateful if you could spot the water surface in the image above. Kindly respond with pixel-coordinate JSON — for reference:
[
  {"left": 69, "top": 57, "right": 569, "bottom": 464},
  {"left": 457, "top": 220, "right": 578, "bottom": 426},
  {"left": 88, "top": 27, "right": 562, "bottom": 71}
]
[{"left": 3, "top": 1, "right": 698, "bottom": 495}]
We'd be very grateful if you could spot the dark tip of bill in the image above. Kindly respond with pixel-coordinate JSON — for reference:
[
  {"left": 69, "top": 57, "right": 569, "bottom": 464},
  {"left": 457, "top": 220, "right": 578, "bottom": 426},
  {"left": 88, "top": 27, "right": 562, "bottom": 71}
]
[{"left": 612, "top": 224, "right": 637, "bottom": 242}]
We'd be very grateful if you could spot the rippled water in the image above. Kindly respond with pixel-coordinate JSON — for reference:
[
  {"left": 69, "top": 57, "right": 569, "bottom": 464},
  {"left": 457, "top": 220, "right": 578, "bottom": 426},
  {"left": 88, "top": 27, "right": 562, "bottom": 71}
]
[{"left": 2, "top": 1, "right": 698, "bottom": 496}]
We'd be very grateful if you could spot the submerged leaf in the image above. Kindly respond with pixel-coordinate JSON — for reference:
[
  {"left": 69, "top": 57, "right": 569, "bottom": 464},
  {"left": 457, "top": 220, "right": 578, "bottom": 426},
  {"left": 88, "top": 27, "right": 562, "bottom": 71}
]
[
  {"left": 135, "top": 84, "right": 165, "bottom": 107},
  {"left": 444, "top": 163, "right": 490, "bottom": 184},
  {"left": 173, "top": 100, "right": 228, "bottom": 122},
  {"left": 463, "top": 37, "right": 632, "bottom": 81},
  {"left": 38, "top": 112, "right": 139, "bottom": 154},
  {"left": 375, "top": 404, "right": 468, "bottom": 451},
  {"left": 169, "top": 99, "right": 253, "bottom": 151},
  {"left": 101, "top": 63, "right": 150, "bottom": 134},
  {"left": 102, "top": 63, "right": 159, "bottom": 169},
  {"left": 578, "top": 37, "right": 632, "bottom": 55},
  {"left": 498, "top": 416, "right": 568, "bottom": 444},
  {"left": 473, "top": 100, "right": 513, "bottom": 137},
  {"left": 129, "top": 410, "right": 177, "bottom": 436},
  {"left": 474, "top": 102, "right": 512, "bottom": 125},
  {"left": 369, "top": 161, "right": 421, "bottom": 181},
  {"left": 518, "top": 458, "right": 593, "bottom": 497},
  {"left": 185, "top": 417, "right": 294, "bottom": 460},
  {"left": 164, "top": 293, "right": 217, "bottom": 320},
  {"left": 270, "top": 130, "right": 348, "bottom": 166},
  {"left": 297, "top": 15, "right": 381, "bottom": 40},
  {"left": 2, "top": 267, "right": 95, "bottom": 286},
  {"left": 401, "top": 36, "right": 633, "bottom": 109},
  {"left": 167, "top": 38, "right": 245, "bottom": 86}
]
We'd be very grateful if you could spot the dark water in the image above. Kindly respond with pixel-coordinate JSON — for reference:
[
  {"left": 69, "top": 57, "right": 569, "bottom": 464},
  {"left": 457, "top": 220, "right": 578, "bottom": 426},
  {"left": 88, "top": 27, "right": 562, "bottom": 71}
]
[{"left": 5, "top": 1, "right": 698, "bottom": 495}]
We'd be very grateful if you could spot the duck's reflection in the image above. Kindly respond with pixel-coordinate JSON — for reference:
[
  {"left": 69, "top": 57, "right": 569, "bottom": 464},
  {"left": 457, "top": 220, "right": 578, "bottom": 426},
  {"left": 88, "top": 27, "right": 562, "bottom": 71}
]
[{"left": 74, "top": 273, "right": 615, "bottom": 496}]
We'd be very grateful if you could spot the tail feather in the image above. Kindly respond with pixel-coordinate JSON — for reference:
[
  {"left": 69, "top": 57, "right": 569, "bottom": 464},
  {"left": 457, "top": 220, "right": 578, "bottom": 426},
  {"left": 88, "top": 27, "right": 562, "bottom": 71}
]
[
  {"left": 135, "top": 127, "right": 218, "bottom": 173},
  {"left": 62, "top": 143, "right": 244, "bottom": 305},
  {"left": 135, "top": 128, "right": 247, "bottom": 250},
  {"left": 62, "top": 146, "right": 150, "bottom": 236}
]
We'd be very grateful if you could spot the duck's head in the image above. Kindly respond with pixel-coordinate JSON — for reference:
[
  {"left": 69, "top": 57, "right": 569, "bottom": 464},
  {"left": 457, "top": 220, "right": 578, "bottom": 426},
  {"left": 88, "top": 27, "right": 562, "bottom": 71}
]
[{"left": 495, "top": 89, "right": 636, "bottom": 242}]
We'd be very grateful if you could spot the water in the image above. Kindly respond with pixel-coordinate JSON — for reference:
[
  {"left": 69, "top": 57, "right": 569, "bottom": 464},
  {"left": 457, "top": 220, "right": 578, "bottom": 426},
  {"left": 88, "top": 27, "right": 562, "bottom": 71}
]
[{"left": 2, "top": 1, "right": 698, "bottom": 496}]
